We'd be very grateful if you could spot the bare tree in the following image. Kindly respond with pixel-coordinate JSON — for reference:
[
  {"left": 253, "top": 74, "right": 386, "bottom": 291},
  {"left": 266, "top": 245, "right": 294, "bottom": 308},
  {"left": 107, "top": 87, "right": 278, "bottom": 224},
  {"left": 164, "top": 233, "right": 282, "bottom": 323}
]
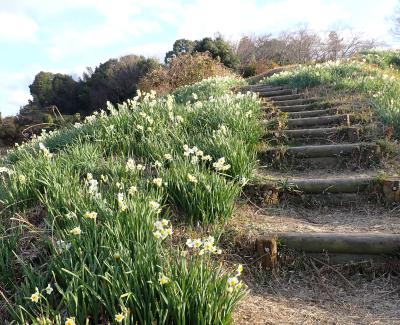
[
  {"left": 235, "top": 27, "right": 377, "bottom": 71},
  {"left": 235, "top": 36, "right": 257, "bottom": 66},
  {"left": 392, "top": 1, "right": 400, "bottom": 38}
]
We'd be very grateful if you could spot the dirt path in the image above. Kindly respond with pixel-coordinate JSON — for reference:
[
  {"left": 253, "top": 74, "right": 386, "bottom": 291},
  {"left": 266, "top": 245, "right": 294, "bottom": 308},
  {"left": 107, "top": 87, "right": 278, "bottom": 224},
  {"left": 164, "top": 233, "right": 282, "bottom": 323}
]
[{"left": 235, "top": 272, "right": 400, "bottom": 325}]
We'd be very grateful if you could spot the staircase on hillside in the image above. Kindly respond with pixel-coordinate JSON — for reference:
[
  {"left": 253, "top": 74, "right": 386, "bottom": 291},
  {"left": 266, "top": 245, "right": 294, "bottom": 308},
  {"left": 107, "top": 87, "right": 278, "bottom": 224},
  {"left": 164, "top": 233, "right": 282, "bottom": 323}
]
[{"left": 241, "top": 83, "right": 400, "bottom": 267}]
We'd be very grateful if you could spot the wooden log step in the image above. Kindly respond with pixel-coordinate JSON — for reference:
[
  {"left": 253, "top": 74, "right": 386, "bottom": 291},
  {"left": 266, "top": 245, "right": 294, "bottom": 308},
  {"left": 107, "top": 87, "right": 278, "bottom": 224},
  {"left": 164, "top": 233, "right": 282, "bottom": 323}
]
[
  {"left": 286, "top": 114, "right": 351, "bottom": 128},
  {"left": 259, "top": 142, "right": 380, "bottom": 160},
  {"left": 256, "top": 232, "right": 400, "bottom": 267},
  {"left": 258, "top": 89, "right": 296, "bottom": 97},
  {"left": 382, "top": 177, "right": 400, "bottom": 204},
  {"left": 265, "top": 127, "right": 367, "bottom": 146},
  {"left": 260, "top": 175, "right": 376, "bottom": 194},
  {"left": 239, "top": 85, "right": 284, "bottom": 92},
  {"left": 286, "top": 108, "right": 337, "bottom": 119},
  {"left": 267, "top": 93, "right": 302, "bottom": 101},
  {"left": 279, "top": 103, "right": 328, "bottom": 113},
  {"left": 272, "top": 232, "right": 400, "bottom": 255},
  {"left": 268, "top": 127, "right": 359, "bottom": 140},
  {"left": 247, "top": 175, "right": 400, "bottom": 206},
  {"left": 274, "top": 98, "right": 321, "bottom": 107}
]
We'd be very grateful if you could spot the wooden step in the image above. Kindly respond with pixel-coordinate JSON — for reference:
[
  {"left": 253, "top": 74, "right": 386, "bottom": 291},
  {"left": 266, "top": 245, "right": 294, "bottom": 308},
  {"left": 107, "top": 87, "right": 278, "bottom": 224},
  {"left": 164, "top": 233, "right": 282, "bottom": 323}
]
[
  {"left": 265, "top": 126, "right": 384, "bottom": 146},
  {"left": 286, "top": 114, "right": 351, "bottom": 128},
  {"left": 265, "top": 232, "right": 400, "bottom": 254},
  {"left": 259, "top": 142, "right": 381, "bottom": 160},
  {"left": 279, "top": 104, "right": 327, "bottom": 113},
  {"left": 267, "top": 94, "right": 302, "bottom": 101},
  {"left": 268, "top": 127, "right": 359, "bottom": 140},
  {"left": 256, "top": 174, "right": 377, "bottom": 194},
  {"left": 274, "top": 98, "right": 321, "bottom": 107},
  {"left": 240, "top": 85, "right": 284, "bottom": 92},
  {"left": 256, "top": 232, "right": 400, "bottom": 267},
  {"left": 286, "top": 108, "right": 338, "bottom": 119},
  {"left": 247, "top": 175, "right": 400, "bottom": 210},
  {"left": 258, "top": 89, "right": 296, "bottom": 97}
]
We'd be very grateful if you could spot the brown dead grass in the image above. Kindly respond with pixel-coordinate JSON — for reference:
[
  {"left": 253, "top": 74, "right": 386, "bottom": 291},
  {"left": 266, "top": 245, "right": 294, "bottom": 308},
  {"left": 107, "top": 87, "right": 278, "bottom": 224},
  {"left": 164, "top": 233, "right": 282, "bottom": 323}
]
[
  {"left": 234, "top": 268, "right": 400, "bottom": 325},
  {"left": 231, "top": 201, "right": 400, "bottom": 235}
]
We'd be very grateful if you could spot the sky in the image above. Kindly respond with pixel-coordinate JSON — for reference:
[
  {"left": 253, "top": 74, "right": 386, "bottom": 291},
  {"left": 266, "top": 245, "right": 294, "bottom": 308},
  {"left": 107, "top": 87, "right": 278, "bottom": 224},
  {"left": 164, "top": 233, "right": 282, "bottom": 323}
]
[{"left": 0, "top": 0, "right": 399, "bottom": 116}]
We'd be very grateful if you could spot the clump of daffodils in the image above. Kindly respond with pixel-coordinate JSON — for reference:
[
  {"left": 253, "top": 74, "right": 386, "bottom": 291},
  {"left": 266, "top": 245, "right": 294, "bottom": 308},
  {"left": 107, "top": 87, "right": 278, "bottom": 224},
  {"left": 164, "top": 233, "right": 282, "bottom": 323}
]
[
  {"left": 30, "top": 288, "right": 40, "bottom": 303},
  {"left": 126, "top": 158, "right": 145, "bottom": 172},
  {"left": 85, "top": 173, "right": 100, "bottom": 197},
  {"left": 152, "top": 160, "right": 162, "bottom": 168},
  {"left": 18, "top": 174, "right": 26, "bottom": 184},
  {"left": 187, "top": 173, "right": 198, "bottom": 184},
  {"left": 117, "top": 193, "right": 128, "bottom": 211},
  {"left": 158, "top": 273, "right": 170, "bottom": 285},
  {"left": 153, "top": 219, "right": 172, "bottom": 240},
  {"left": 38, "top": 142, "right": 53, "bottom": 158},
  {"left": 45, "top": 283, "right": 53, "bottom": 295},
  {"left": 227, "top": 264, "right": 244, "bottom": 293},
  {"left": 65, "top": 317, "right": 76, "bottom": 325},
  {"left": 115, "top": 313, "right": 125, "bottom": 323},
  {"left": 186, "top": 236, "right": 222, "bottom": 255},
  {"left": 183, "top": 145, "right": 212, "bottom": 165},
  {"left": 115, "top": 306, "right": 129, "bottom": 323},
  {"left": 165, "top": 94, "right": 174, "bottom": 111},
  {"left": 69, "top": 227, "right": 82, "bottom": 235},
  {"left": 212, "top": 157, "right": 231, "bottom": 172},
  {"left": 213, "top": 124, "right": 229, "bottom": 138},
  {"left": 152, "top": 177, "right": 163, "bottom": 187},
  {"left": 174, "top": 115, "right": 184, "bottom": 124},
  {"left": 29, "top": 283, "right": 54, "bottom": 303},
  {"left": 183, "top": 145, "right": 203, "bottom": 158},
  {"left": 56, "top": 240, "right": 72, "bottom": 251},
  {"left": 84, "top": 211, "right": 97, "bottom": 221},
  {"left": 202, "top": 155, "right": 212, "bottom": 162},
  {"left": 164, "top": 153, "right": 173, "bottom": 161},
  {"left": 126, "top": 158, "right": 136, "bottom": 171},
  {"left": 128, "top": 185, "right": 138, "bottom": 196},
  {"left": 149, "top": 200, "right": 161, "bottom": 214}
]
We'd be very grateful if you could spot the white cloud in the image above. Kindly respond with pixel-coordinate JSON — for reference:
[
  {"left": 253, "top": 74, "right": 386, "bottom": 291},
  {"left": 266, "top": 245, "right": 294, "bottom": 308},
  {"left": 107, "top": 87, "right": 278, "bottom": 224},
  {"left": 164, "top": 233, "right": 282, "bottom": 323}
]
[
  {"left": 175, "top": 0, "right": 350, "bottom": 40},
  {"left": 124, "top": 42, "right": 171, "bottom": 60},
  {"left": 9, "top": 90, "right": 32, "bottom": 108},
  {"left": 41, "top": 1, "right": 167, "bottom": 62},
  {"left": 0, "top": 87, "right": 32, "bottom": 117},
  {"left": 0, "top": 71, "right": 36, "bottom": 116},
  {"left": 0, "top": 12, "right": 38, "bottom": 42}
]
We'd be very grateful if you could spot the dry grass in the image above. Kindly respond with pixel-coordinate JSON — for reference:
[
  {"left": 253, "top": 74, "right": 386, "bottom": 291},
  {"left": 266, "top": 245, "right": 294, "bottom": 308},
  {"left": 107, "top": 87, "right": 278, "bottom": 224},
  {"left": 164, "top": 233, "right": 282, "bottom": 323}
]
[
  {"left": 234, "top": 267, "right": 400, "bottom": 325},
  {"left": 232, "top": 199, "right": 400, "bottom": 235}
]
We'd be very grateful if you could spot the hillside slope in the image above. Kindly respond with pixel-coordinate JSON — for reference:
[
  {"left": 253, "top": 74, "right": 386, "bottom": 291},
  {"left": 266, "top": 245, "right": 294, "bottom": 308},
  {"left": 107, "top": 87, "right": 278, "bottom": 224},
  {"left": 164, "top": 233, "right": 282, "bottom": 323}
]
[{"left": 0, "top": 76, "right": 262, "bottom": 324}]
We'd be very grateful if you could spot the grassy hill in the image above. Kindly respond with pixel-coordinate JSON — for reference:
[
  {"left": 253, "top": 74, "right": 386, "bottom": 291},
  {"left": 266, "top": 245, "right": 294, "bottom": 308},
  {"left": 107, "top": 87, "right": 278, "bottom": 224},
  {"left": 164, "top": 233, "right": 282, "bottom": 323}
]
[
  {"left": 0, "top": 76, "right": 262, "bottom": 324},
  {"left": 260, "top": 50, "right": 400, "bottom": 135}
]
